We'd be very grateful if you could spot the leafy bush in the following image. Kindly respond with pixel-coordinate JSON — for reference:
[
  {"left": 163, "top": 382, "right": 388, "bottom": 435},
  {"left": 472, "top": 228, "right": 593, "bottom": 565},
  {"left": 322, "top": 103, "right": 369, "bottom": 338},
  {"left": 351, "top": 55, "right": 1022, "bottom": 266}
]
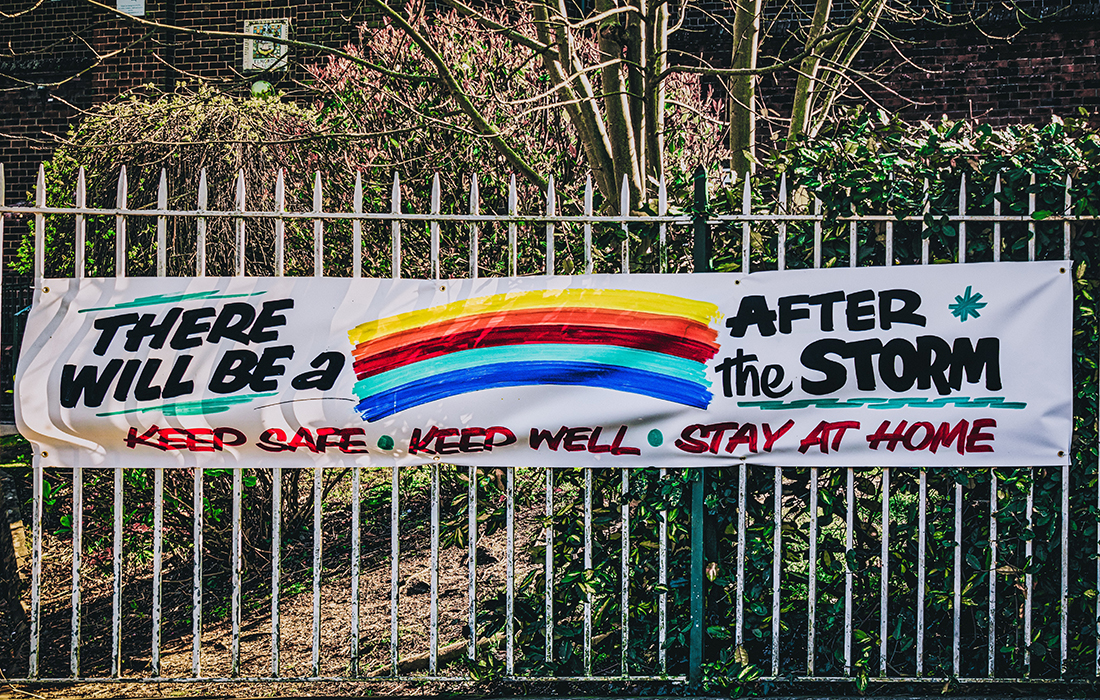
[{"left": 12, "top": 84, "right": 352, "bottom": 278}]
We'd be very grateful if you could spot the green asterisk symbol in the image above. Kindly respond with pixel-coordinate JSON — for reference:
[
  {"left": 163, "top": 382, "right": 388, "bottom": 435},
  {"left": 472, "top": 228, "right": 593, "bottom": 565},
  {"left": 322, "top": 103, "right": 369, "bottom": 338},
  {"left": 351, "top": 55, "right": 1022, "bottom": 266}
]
[{"left": 949, "top": 285, "right": 987, "bottom": 322}]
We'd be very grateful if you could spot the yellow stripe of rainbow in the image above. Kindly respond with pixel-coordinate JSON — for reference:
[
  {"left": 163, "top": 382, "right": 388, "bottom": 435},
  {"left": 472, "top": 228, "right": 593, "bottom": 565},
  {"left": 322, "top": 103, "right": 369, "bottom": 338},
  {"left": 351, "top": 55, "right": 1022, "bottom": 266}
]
[{"left": 348, "top": 288, "right": 722, "bottom": 344}]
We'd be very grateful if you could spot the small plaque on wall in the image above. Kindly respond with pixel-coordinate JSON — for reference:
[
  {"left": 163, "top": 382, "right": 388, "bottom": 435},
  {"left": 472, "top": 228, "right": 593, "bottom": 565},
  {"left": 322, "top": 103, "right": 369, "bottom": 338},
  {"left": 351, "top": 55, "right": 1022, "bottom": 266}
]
[
  {"left": 243, "top": 19, "right": 291, "bottom": 72},
  {"left": 117, "top": 0, "right": 145, "bottom": 16}
]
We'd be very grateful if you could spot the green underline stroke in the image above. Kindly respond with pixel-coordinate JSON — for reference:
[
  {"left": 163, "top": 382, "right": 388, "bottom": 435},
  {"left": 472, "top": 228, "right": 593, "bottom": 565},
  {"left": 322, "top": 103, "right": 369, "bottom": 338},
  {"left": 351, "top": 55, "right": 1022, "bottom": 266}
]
[
  {"left": 80, "top": 290, "right": 267, "bottom": 313},
  {"left": 96, "top": 392, "right": 278, "bottom": 417},
  {"left": 739, "top": 396, "right": 1027, "bottom": 410}
]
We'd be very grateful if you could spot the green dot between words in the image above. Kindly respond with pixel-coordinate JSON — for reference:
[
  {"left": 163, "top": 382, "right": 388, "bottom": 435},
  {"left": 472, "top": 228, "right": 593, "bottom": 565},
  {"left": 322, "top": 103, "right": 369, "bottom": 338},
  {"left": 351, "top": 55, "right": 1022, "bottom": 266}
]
[
  {"left": 377, "top": 435, "right": 395, "bottom": 450},
  {"left": 647, "top": 429, "right": 663, "bottom": 447}
]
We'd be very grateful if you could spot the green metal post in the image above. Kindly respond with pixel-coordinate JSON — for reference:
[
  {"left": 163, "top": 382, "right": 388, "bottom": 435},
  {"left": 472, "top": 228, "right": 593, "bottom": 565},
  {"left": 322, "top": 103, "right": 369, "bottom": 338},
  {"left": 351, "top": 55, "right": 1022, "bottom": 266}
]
[
  {"left": 688, "top": 164, "right": 709, "bottom": 685},
  {"left": 689, "top": 470, "right": 705, "bottom": 684},
  {"left": 693, "top": 165, "right": 710, "bottom": 272}
]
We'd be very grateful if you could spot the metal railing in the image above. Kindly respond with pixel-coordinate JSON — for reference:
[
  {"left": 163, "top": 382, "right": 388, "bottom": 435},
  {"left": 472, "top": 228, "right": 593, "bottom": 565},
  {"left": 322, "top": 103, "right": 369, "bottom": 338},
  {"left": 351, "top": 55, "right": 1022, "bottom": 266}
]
[{"left": 1, "top": 162, "right": 1098, "bottom": 688}]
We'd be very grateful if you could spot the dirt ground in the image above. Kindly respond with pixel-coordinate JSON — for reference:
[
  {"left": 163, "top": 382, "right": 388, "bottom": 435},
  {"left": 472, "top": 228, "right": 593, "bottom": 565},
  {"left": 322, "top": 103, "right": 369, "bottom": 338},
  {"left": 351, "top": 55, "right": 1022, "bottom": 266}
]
[{"left": 0, "top": 467, "right": 584, "bottom": 698}]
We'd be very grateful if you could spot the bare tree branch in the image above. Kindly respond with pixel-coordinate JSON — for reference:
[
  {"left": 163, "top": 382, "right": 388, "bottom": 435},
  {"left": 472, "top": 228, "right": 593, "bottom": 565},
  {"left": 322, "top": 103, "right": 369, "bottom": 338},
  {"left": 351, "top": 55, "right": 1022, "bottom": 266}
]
[
  {"left": 664, "top": 0, "right": 886, "bottom": 79},
  {"left": 365, "top": 0, "right": 548, "bottom": 189},
  {"left": 436, "top": 0, "right": 550, "bottom": 53},
  {"left": 0, "top": 0, "right": 47, "bottom": 20}
]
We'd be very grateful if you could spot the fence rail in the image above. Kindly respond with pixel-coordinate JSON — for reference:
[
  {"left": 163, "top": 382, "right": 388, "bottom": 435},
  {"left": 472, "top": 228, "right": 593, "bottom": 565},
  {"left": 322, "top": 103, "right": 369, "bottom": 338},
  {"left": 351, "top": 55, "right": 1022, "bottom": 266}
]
[
  {"left": 0, "top": 164, "right": 1092, "bottom": 278},
  {"left": 2, "top": 162, "right": 1098, "bottom": 689}
]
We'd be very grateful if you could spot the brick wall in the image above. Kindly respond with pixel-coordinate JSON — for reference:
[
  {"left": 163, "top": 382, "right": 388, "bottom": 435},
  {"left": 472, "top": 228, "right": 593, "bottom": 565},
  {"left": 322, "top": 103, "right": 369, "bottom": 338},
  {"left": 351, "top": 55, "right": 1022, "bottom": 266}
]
[
  {"left": 856, "top": 25, "right": 1100, "bottom": 125},
  {"left": 0, "top": 0, "right": 373, "bottom": 199},
  {"left": 674, "top": 1, "right": 1100, "bottom": 135},
  {"left": 3, "top": 0, "right": 1100, "bottom": 203},
  {"left": 0, "top": 0, "right": 385, "bottom": 272},
  {"left": 751, "top": 22, "right": 1100, "bottom": 133}
]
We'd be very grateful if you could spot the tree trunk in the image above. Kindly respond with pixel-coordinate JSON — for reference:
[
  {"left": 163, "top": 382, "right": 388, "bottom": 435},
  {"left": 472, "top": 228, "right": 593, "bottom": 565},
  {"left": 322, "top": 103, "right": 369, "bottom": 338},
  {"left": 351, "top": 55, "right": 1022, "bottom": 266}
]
[
  {"left": 805, "top": 0, "right": 887, "bottom": 138},
  {"left": 626, "top": 0, "right": 648, "bottom": 198},
  {"left": 535, "top": 0, "right": 619, "bottom": 201},
  {"left": 645, "top": 0, "right": 668, "bottom": 197},
  {"left": 787, "top": 0, "right": 833, "bottom": 144},
  {"left": 0, "top": 471, "right": 29, "bottom": 669},
  {"left": 596, "top": 0, "right": 642, "bottom": 207},
  {"left": 728, "top": 0, "right": 761, "bottom": 178}
]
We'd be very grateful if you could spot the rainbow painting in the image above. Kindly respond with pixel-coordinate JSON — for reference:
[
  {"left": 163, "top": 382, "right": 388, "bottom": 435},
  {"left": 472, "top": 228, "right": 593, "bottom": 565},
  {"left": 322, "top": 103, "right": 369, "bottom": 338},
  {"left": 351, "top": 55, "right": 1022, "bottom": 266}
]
[{"left": 347, "top": 288, "right": 722, "bottom": 422}]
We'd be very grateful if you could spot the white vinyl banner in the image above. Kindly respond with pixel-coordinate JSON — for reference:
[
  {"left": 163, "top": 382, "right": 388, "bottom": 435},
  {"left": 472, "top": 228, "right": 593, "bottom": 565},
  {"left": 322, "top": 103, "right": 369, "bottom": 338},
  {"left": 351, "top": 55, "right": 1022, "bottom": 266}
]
[{"left": 16, "top": 262, "right": 1071, "bottom": 468}]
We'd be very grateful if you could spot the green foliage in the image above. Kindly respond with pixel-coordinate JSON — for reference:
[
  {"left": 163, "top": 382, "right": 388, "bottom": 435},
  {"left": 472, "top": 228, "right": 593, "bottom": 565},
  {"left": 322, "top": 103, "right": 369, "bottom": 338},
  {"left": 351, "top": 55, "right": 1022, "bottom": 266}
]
[
  {"left": 441, "top": 466, "right": 691, "bottom": 678},
  {"left": 22, "top": 64, "right": 730, "bottom": 280},
  {"left": 696, "top": 111, "right": 1100, "bottom": 686},
  {"left": 0, "top": 434, "right": 32, "bottom": 468},
  {"left": 705, "top": 109, "right": 1100, "bottom": 271},
  {"left": 439, "top": 112, "right": 1100, "bottom": 692}
]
